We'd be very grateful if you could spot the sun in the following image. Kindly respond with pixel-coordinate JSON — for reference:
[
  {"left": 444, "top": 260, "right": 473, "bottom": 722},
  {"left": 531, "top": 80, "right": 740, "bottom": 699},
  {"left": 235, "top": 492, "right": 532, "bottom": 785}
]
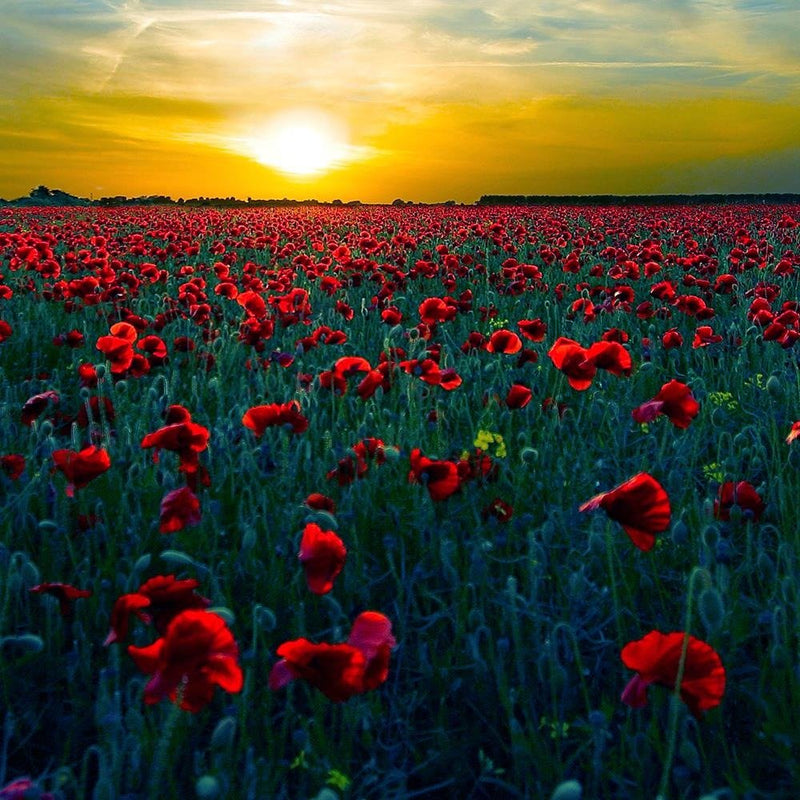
[{"left": 246, "top": 111, "right": 349, "bottom": 177}]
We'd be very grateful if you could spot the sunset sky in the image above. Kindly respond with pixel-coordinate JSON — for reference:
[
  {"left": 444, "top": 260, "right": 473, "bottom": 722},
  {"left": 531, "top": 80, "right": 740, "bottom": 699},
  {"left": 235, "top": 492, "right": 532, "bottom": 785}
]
[{"left": 2, "top": 0, "right": 799, "bottom": 202}]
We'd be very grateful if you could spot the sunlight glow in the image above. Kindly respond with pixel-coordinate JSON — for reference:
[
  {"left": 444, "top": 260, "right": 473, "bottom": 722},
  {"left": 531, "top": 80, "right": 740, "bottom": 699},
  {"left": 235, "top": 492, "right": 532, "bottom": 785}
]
[{"left": 246, "top": 111, "right": 350, "bottom": 177}]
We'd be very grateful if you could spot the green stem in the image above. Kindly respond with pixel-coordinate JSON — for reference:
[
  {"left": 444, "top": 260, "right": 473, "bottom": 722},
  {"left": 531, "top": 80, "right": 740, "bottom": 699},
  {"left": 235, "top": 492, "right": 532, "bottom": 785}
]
[
  {"left": 656, "top": 567, "right": 709, "bottom": 800},
  {"left": 148, "top": 700, "right": 183, "bottom": 800}
]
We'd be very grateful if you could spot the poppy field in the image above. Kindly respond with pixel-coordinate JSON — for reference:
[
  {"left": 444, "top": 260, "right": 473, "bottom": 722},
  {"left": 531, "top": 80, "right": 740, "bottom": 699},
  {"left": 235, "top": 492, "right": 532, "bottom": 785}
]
[{"left": 1, "top": 202, "right": 799, "bottom": 799}]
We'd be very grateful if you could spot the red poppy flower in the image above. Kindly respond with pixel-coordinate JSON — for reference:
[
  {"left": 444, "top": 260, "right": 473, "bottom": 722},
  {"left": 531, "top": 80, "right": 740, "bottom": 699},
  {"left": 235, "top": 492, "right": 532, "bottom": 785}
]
[
  {"left": 78, "top": 362, "right": 99, "bottom": 387},
  {"left": 506, "top": 383, "right": 532, "bottom": 409},
  {"left": 30, "top": 582, "right": 92, "bottom": 618},
  {"left": 136, "top": 574, "right": 211, "bottom": 635},
  {"left": 128, "top": 610, "right": 243, "bottom": 712},
  {"left": 409, "top": 448, "right": 461, "bottom": 501},
  {"left": 0, "top": 778, "right": 54, "bottom": 800},
  {"left": 53, "top": 329, "right": 85, "bottom": 348},
  {"left": 96, "top": 322, "right": 138, "bottom": 374},
  {"left": 418, "top": 297, "right": 456, "bottom": 325},
  {"left": 621, "top": 631, "right": 725, "bottom": 718},
  {"left": 548, "top": 338, "right": 597, "bottom": 390},
  {"left": 631, "top": 380, "right": 699, "bottom": 429},
  {"left": 21, "top": 390, "right": 59, "bottom": 425},
  {"left": 304, "top": 492, "right": 336, "bottom": 512},
  {"left": 0, "top": 320, "right": 11, "bottom": 343},
  {"left": 585, "top": 340, "right": 632, "bottom": 377},
  {"left": 486, "top": 329, "right": 522, "bottom": 354},
  {"left": 242, "top": 401, "right": 308, "bottom": 435},
  {"left": 579, "top": 473, "right": 670, "bottom": 551},
  {"left": 104, "top": 592, "right": 152, "bottom": 645},
  {"left": 51, "top": 445, "right": 111, "bottom": 496},
  {"left": 517, "top": 318, "right": 547, "bottom": 342},
  {"left": 269, "top": 611, "right": 395, "bottom": 702},
  {"left": 786, "top": 421, "right": 800, "bottom": 444},
  {"left": 482, "top": 497, "right": 514, "bottom": 523},
  {"left": 713, "top": 481, "right": 765, "bottom": 521},
  {"left": 159, "top": 486, "right": 201, "bottom": 533},
  {"left": 661, "top": 328, "right": 684, "bottom": 350},
  {"left": 137, "top": 335, "right": 168, "bottom": 365},
  {"left": 298, "top": 522, "right": 347, "bottom": 594},
  {"left": 438, "top": 367, "right": 462, "bottom": 391},
  {"left": 1, "top": 454, "right": 25, "bottom": 480},
  {"left": 692, "top": 325, "right": 722, "bottom": 348},
  {"left": 140, "top": 417, "right": 210, "bottom": 475}
]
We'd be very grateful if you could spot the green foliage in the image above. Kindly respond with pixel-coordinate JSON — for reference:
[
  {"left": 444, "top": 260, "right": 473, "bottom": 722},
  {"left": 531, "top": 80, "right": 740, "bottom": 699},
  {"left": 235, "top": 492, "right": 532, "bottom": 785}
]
[{"left": 1, "top": 204, "right": 799, "bottom": 799}]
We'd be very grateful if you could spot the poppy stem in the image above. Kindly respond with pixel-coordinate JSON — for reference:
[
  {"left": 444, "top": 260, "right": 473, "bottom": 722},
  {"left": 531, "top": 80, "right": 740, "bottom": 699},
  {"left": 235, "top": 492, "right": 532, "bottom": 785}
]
[
  {"left": 655, "top": 567, "right": 708, "bottom": 800},
  {"left": 604, "top": 526, "right": 624, "bottom": 651},
  {"left": 148, "top": 697, "right": 183, "bottom": 800}
]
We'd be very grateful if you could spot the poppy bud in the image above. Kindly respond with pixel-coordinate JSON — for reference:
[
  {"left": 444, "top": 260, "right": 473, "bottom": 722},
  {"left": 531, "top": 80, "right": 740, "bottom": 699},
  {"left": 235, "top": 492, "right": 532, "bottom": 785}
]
[
  {"left": 756, "top": 551, "right": 775, "bottom": 582},
  {"left": 550, "top": 779, "right": 583, "bottom": 800},
  {"left": 114, "top": 380, "right": 127, "bottom": 395},
  {"left": 697, "top": 587, "right": 725, "bottom": 634},
  {"left": 95, "top": 363, "right": 106, "bottom": 378},
  {"left": 679, "top": 737, "right": 701, "bottom": 772},
  {"left": 766, "top": 375, "right": 782, "bottom": 398},
  {"left": 210, "top": 716, "right": 237, "bottom": 751},
  {"left": 38, "top": 519, "right": 58, "bottom": 533},
  {"left": 241, "top": 527, "right": 256, "bottom": 552},
  {"left": 254, "top": 604, "right": 276, "bottom": 631},
  {"left": 671, "top": 519, "right": 688, "bottom": 546},
  {"left": 160, "top": 549, "right": 198, "bottom": 568},
  {"left": 20, "top": 558, "right": 40, "bottom": 586},
  {"left": 701, "top": 525, "right": 719, "bottom": 549},
  {"left": 2, "top": 633, "right": 44, "bottom": 655},
  {"left": 133, "top": 554, "right": 151, "bottom": 574},
  {"left": 771, "top": 644, "right": 789, "bottom": 668},
  {"left": 195, "top": 776, "right": 221, "bottom": 800},
  {"left": 520, "top": 447, "right": 538, "bottom": 464},
  {"left": 208, "top": 606, "right": 235, "bottom": 626}
]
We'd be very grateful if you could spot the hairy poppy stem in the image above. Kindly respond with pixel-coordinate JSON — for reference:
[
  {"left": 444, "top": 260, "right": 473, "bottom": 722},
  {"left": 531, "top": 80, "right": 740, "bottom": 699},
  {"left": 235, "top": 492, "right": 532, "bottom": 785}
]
[
  {"left": 656, "top": 567, "right": 710, "bottom": 800},
  {"left": 604, "top": 526, "right": 624, "bottom": 651},
  {"left": 148, "top": 697, "right": 183, "bottom": 800}
]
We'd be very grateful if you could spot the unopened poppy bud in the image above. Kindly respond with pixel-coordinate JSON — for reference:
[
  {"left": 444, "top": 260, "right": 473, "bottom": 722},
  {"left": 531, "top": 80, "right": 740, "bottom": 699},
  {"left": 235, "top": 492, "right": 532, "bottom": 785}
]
[
  {"left": 766, "top": 375, "right": 782, "bottom": 398},
  {"left": 254, "top": 605, "right": 276, "bottom": 631},
  {"left": 38, "top": 420, "right": 54, "bottom": 438},
  {"left": 671, "top": 519, "right": 689, "bottom": 546},
  {"left": 550, "top": 779, "right": 583, "bottom": 800},
  {"left": 114, "top": 380, "right": 127, "bottom": 395},
  {"left": 20, "top": 559, "right": 40, "bottom": 586},
  {"left": 133, "top": 553, "right": 151, "bottom": 573},
  {"left": 208, "top": 606, "right": 235, "bottom": 626},
  {"left": 95, "top": 363, "right": 106, "bottom": 378},
  {"left": 2, "top": 633, "right": 44, "bottom": 655},
  {"left": 756, "top": 551, "right": 775, "bottom": 582},
  {"left": 698, "top": 587, "right": 725, "bottom": 634},
  {"left": 241, "top": 527, "right": 256, "bottom": 551},
  {"left": 770, "top": 644, "right": 789, "bottom": 668},
  {"left": 701, "top": 525, "right": 719, "bottom": 549},
  {"left": 679, "top": 738, "right": 701, "bottom": 772},
  {"left": 210, "top": 716, "right": 236, "bottom": 751},
  {"left": 195, "top": 775, "right": 221, "bottom": 800},
  {"left": 520, "top": 447, "right": 538, "bottom": 464},
  {"left": 38, "top": 519, "right": 58, "bottom": 533}
]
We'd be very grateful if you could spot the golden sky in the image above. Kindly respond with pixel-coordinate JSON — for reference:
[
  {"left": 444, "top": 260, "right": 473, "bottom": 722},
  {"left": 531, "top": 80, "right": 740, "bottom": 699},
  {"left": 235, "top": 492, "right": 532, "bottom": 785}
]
[{"left": 1, "top": 0, "right": 799, "bottom": 202}]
